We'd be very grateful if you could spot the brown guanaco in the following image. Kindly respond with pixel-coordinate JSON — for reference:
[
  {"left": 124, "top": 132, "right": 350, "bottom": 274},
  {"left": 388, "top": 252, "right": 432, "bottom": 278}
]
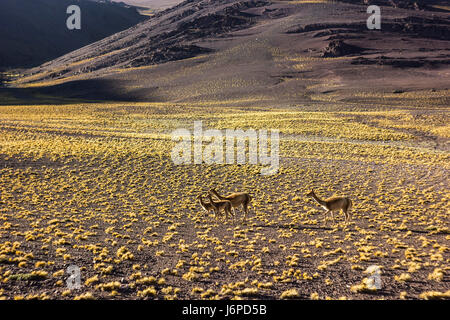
[
  {"left": 307, "top": 189, "right": 352, "bottom": 224},
  {"left": 207, "top": 194, "right": 234, "bottom": 220},
  {"left": 209, "top": 189, "right": 252, "bottom": 221}
]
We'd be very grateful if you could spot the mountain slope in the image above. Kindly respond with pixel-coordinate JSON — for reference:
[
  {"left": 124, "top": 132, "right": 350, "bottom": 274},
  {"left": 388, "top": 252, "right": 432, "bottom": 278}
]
[
  {"left": 0, "top": 0, "right": 146, "bottom": 68},
  {"left": 5, "top": 0, "right": 450, "bottom": 105},
  {"left": 339, "top": 0, "right": 450, "bottom": 10},
  {"left": 114, "top": 0, "right": 184, "bottom": 10}
]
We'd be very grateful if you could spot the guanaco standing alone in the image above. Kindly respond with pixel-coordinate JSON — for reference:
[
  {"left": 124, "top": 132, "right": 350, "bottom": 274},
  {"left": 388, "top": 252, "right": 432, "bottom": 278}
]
[
  {"left": 209, "top": 189, "right": 252, "bottom": 221},
  {"left": 307, "top": 189, "right": 352, "bottom": 224}
]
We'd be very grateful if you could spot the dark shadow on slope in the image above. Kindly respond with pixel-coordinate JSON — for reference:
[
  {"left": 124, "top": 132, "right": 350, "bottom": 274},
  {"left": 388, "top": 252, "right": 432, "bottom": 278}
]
[
  {"left": 0, "top": 79, "right": 162, "bottom": 105},
  {"left": 0, "top": 0, "right": 147, "bottom": 68}
]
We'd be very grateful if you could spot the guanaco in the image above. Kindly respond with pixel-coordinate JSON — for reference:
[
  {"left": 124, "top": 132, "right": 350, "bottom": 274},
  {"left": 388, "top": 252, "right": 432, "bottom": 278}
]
[
  {"left": 209, "top": 189, "right": 252, "bottom": 221},
  {"left": 307, "top": 189, "right": 352, "bottom": 224},
  {"left": 207, "top": 194, "right": 234, "bottom": 220},
  {"left": 197, "top": 195, "right": 215, "bottom": 216}
]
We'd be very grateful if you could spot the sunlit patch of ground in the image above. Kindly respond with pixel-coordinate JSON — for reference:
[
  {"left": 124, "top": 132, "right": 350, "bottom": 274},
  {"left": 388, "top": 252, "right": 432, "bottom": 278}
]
[{"left": 0, "top": 100, "right": 448, "bottom": 300}]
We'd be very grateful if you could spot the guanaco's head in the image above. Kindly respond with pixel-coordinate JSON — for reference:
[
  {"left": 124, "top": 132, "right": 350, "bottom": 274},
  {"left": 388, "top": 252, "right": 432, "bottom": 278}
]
[
  {"left": 307, "top": 189, "right": 315, "bottom": 198},
  {"left": 209, "top": 188, "right": 217, "bottom": 195}
]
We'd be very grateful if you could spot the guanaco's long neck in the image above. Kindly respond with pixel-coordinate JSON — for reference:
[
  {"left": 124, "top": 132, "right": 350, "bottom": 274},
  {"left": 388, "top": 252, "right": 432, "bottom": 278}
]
[
  {"left": 207, "top": 195, "right": 219, "bottom": 208},
  {"left": 198, "top": 196, "right": 209, "bottom": 209},
  {"left": 211, "top": 190, "right": 226, "bottom": 200},
  {"left": 310, "top": 192, "right": 326, "bottom": 206}
]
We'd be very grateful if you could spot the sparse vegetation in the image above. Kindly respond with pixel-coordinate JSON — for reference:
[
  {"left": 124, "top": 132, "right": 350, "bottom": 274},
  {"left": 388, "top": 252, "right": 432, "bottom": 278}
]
[{"left": 0, "top": 100, "right": 448, "bottom": 300}]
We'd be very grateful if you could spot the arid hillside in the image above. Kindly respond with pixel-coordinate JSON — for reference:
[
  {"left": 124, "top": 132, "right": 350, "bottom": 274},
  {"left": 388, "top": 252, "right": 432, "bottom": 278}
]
[
  {"left": 115, "top": 0, "right": 184, "bottom": 10},
  {"left": 3, "top": 0, "right": 448, "bottom": 106}
]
